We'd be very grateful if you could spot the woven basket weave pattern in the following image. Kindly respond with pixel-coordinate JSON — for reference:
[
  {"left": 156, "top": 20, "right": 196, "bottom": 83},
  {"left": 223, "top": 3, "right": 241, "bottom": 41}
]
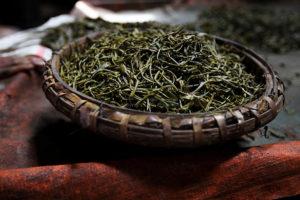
[{"left": 42, "top": 35, "right": 285, "bottom": 148}]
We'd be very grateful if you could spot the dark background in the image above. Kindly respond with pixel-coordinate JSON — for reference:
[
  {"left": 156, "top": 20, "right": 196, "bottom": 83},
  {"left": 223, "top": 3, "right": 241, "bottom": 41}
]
[{"left": 0, "top": 0, "right": 77, "bottom": 29}]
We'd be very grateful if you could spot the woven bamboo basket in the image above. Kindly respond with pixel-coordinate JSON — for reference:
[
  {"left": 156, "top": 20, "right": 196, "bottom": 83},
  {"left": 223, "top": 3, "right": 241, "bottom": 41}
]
[{"left": 42, "top": 33, "right": 285, "bottom": 148}]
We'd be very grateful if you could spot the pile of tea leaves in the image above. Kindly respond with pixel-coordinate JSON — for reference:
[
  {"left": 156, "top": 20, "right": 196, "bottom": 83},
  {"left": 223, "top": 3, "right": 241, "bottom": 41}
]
[
  {"left": 41, "top": 18, "right": 171, "bottom": 50},
  {"left": 188, "top": 5, "right": 300, "bottom": 53},
  {"left": 60, "top": 28, "right": 264, "bottom": 113}
]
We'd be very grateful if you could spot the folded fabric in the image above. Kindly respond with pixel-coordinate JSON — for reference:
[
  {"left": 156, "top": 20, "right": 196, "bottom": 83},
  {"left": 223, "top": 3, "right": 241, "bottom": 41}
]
[{"left": 0, "top": 65, "right": 299, "bottom": 199}]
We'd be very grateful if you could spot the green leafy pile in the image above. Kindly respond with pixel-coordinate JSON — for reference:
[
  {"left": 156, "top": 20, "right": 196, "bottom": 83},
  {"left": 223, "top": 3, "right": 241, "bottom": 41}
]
[
  {"left": 60, "top": 28, "right": 264, "bottom": 113},
  {"left": 191, "top": 5, "right": 300, "bottom": 53},
  {"left": 41, "top": 18, "right": 117, "bottom": 50},
  {"left": 41, "top": 18, "right": 171, "bottom": 50}
]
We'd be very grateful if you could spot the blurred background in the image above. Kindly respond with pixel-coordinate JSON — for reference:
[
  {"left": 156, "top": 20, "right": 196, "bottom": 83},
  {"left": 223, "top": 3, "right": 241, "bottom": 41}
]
[{"left": 0, "top": 0, "right": 298, "bottom": 29}]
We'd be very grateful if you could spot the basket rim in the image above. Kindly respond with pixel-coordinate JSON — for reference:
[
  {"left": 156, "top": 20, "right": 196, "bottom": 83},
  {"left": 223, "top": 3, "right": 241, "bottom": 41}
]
[{"left": 50, "top": 33, "right": 277, "bottom": 117}]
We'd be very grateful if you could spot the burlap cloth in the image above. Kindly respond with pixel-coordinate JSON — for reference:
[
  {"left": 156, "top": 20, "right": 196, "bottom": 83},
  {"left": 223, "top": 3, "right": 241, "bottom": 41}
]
[{"left": 0, "top": 56, "right": 299, "bottom": 199}]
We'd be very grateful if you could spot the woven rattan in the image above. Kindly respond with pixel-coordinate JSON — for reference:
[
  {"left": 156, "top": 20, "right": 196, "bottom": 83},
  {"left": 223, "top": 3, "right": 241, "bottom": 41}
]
[{"left": 42, "top": 34, "right": 285, "bottom": 148}]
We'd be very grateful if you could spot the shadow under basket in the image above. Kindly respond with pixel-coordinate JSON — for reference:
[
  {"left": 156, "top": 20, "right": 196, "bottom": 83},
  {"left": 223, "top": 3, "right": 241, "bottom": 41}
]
[{"left": 42, "top": 34, "right": 285, "bottom": 148}]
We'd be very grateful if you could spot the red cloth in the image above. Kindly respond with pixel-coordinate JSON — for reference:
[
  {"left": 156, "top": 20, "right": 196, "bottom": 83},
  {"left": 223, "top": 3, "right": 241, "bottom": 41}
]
[{"left": 0, "top": 58, "right": 299, "bottom": 199}]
